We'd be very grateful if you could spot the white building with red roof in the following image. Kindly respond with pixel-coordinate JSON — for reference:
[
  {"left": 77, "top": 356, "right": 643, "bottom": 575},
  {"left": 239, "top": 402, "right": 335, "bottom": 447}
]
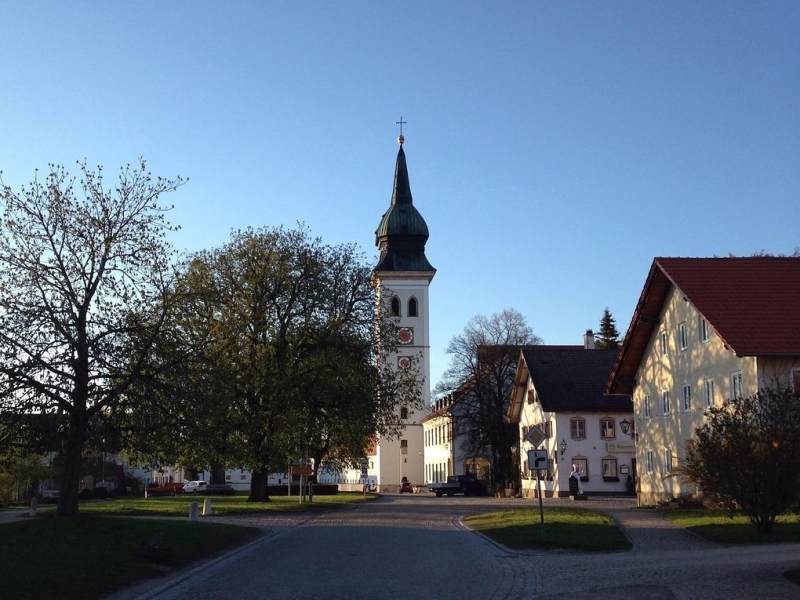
[
  {"left": 608, "top": 257, "right": 800, "bottom": 505},
  {"left": 507, "top": 339, "right": 634, "bottom": 498}
]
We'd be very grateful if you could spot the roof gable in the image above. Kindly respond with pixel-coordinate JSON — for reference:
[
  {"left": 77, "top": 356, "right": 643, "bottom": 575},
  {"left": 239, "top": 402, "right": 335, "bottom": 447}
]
[
  {"left": 520, "top": 346, "right": 631, "bottom": 413},
  {"left": 608, "top": 257, "right": 800, "bottom": 394}
]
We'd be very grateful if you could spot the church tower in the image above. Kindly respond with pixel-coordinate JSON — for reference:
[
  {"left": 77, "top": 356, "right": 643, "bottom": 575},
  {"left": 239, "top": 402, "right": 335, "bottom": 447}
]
[{"left": 371, "top": 132, "right": 435, "bottom": 493}]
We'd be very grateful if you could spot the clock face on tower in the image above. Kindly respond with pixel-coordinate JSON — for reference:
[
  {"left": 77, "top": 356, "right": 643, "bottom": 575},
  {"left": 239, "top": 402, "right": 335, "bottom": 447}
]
[{"left": 397, "top": 327, "right": 414, "bottom": 345}]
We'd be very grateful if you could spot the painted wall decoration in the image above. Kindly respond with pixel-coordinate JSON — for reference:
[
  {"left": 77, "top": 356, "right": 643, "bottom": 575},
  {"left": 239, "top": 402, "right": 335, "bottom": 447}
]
[{"left": 397, "top": 327, "right": 414, "bottom": 345}]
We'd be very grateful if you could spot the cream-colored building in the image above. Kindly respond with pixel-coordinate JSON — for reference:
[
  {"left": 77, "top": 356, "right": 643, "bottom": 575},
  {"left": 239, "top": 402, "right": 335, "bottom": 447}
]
[
  {"left": 508, "top": 341, "right": 634, "bottom": 497},
  {"left": 421, "top": 392, "right": 479, "bottom": 484},
  {"left": 422, "top": 408, "right": 453, "bottom": 484},
  {"left": 608, "top": 257, "right": 800, "bottom": 505}
]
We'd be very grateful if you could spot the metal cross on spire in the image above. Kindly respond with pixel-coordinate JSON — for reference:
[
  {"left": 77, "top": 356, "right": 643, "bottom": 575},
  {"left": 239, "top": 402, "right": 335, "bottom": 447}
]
[{"left": 396, "top": 116, "right": 407, "bottom": 145}]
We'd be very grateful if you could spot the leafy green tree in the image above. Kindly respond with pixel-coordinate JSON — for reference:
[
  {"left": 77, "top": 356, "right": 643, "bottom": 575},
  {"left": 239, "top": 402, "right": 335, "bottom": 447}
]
[
  {"left": 0, "top": 449, "right": 52, "bottom": 505},
  {"left": 681, "top": 387, "right": 800, "bottom": 533},
  {"left": 0, "top": 160, "right": 181, "bottom": 516},
  {"left": 595, "top": 307, "right": 620, "bottom": 349},
  {"left": 124, "top": 226, "right": 419, "bottom": 501}
]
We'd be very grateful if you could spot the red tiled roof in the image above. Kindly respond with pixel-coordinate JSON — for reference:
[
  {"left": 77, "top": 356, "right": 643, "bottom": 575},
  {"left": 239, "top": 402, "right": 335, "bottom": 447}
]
[
  {"left": 656, "top": 257, "right": 800, "bottom": 356},
  {"left": 608, "top": 257, "right": 800, "bottom": 394}
]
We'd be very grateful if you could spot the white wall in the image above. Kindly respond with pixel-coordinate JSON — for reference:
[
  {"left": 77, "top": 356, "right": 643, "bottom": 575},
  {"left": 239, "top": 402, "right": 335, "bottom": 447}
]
[
  {"left": 374, "top": 273, "right": 433, "bottom": 491},
  {"left": 423, "top": 414, "right": 453, "bottom": 483},
  {"left": 517, "top": 377, "right": 634, "bottom": 497}
]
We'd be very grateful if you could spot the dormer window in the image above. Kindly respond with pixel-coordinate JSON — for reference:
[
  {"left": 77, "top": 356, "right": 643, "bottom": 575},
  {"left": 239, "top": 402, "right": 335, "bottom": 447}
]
[
  {"left": 408, "top": 297, "right": 418, "bottom": 317},
  {"left": 390, "top": 296, "right": 401, "bottom": 317}
]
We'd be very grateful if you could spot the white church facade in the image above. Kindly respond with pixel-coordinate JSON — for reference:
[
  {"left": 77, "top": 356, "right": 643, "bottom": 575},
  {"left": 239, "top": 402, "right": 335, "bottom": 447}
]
[{"left": 329, "top": 135, "right": 435, "bottom": 493}]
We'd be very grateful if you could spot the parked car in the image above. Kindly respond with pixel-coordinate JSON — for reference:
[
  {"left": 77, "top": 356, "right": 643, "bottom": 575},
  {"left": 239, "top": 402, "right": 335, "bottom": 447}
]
[
  {"left": 40, "top": 489, "right": 60, "bottom": 503},
  {"left": 428, "top": 474, "right": 485, "bottom": 497},
  {"left": 203, "top": 483, "right": 236, "bottom": 495},
  {"left": 182, "top": 480, "right": 208, "bottom": 494}
]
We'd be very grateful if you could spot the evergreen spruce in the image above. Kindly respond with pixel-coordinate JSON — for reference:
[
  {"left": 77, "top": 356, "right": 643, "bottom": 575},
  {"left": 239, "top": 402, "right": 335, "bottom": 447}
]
[{"left": 596, "top": 308, "right": 620, "bottom": 349}]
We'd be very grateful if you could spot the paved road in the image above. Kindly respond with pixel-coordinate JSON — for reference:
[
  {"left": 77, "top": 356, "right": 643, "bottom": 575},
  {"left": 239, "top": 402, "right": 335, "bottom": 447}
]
[{"left": 136, "top": 495, "right": 800, "bottom": 600}]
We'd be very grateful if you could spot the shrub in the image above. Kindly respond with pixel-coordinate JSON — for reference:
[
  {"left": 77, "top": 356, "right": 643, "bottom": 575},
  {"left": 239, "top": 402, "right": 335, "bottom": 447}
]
[{"left": 681, "top": 387, "right": 800, "bottom": 533}]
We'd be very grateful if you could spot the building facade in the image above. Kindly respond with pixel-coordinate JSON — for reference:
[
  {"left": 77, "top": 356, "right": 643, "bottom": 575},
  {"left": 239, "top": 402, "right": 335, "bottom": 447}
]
[
  {"left": 608, "top": 257, "right": 800, "bottom": 505},
  {"left": 422, "top": 409, "right": 453, "bottom": 484},
  {"left": 367, "top": 136, "right": 435, "bottom": 492},
  {"left": 508, "top": 342, "right": 634, "bottom": 497}
]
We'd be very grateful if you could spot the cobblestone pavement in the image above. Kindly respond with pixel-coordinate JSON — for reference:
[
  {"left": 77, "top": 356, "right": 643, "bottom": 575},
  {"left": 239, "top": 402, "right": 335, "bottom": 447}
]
[{"left": 133, "top": 495, "right": 800, "bottom": 600}]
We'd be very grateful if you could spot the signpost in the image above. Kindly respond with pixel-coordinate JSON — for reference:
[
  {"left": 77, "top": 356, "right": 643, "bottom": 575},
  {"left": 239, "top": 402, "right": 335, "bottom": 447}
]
[
  {"left": 524, "top": 426, "right": 546, "bottom": 449},
  {"left": 526, "top": 448, "right": 548, "bottom": 525},
  {"left": 289, "top": 464, "right": 313, "bottom": 503},
  {"left": 360, "top": 459, "right": 369, "bottom": 496}
]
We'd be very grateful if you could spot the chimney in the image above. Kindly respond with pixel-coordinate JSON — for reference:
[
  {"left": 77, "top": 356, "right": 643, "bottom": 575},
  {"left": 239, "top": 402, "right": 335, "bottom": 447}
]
[{"left": 584, "top": 329, "right": 595, "bottom": 350}]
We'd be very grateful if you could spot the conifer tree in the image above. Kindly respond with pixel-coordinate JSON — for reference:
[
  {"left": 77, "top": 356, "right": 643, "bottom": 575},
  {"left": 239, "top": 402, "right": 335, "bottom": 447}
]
[{"left": 596, "top": 308, "right": 620, "bottom": 349}]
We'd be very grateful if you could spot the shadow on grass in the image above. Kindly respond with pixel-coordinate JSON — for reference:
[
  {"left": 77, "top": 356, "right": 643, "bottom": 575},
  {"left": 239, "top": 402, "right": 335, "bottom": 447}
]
[
  {"left": 664, "top": 509, "right": 800, "bottom": 544},
  {"left": 689, "top": 522, "right": 800, "bottom": 544},
  {"left": 478, "top": 522, "right": 631, "bottom": 551},
  {"left": 0, "top": 516, "right": 259, "bottom": 600},
  {"left": 47, "top": 492, "right": 378, "bottom": 517},
  {"left": 465, "top": 507, "right": 631, "bottom": 552}
]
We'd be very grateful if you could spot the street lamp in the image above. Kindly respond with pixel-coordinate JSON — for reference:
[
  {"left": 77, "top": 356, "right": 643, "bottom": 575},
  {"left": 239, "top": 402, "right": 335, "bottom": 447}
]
[{"left": 620, "top": 419, "right": 634, "bottom": 437}]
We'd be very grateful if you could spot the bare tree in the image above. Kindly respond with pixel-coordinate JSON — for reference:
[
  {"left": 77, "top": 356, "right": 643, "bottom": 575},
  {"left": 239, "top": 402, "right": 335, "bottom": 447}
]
[
  {"left": 436, "top": 308, "right": 540, "bottom": 492},
  {"left": 0, "top": 160, "right": 182, "bottom": 516}
]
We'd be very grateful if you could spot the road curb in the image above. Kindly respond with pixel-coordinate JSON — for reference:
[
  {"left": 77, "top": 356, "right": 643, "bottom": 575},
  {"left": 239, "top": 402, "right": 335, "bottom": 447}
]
[
  {"left": 455, "top": 515, "right": 520, "bottom": 556},
  {"left": 130, "top": 528, "right": 284, "bottom": 600}
]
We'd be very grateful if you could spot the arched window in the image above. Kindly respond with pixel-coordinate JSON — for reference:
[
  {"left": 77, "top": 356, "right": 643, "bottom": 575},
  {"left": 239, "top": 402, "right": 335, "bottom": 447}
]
[
  {"left": 408, "top": 297, "right": 418, "bottom": 317},
  {"left": 390, "top": 296, "right": 400, "bottom": 317}
]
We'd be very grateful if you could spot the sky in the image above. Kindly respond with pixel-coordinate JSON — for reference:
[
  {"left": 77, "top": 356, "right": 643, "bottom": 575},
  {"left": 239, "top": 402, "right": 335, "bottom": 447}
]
[{"left": 1, "top": 2, "right": 798, "bottom": 386}]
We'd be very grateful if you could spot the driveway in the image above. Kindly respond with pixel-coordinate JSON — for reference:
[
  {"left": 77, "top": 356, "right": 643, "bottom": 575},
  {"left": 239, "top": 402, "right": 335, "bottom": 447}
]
[{"left": 130, "top": 495, "right": 800, "bottom": 600}]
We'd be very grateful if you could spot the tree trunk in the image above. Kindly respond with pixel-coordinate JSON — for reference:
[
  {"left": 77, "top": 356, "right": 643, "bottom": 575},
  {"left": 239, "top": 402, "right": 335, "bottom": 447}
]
[
  {"left": 58, "top": 313, "right": 89, "bottom": 517},
  {"left": 249, "top": 469, "right": 270, "bottom": 502},
  {"left": 57, "top": 416, "right": 84, "bottom": 516},
  {"left": 311, "top": 448, "right": 327, "bottom": 483},
  {"left": 209, "top": 463, "right": 226, "bottom": 485},
  {"left": 184, "top": 466, "right": 199, "bottom": 481}
]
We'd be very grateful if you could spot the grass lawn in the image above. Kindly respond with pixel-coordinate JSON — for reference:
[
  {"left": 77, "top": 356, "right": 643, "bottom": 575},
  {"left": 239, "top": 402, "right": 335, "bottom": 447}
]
[
  {"left": 0, "top": 516, "right": 259, "bottom": 600},
  {"left": 63, "top": 491, "right": 376, "bottom": 516},
  {"left": 663, "top": 509, "right": 800, "bottom": 544},
  {"left": 463, "top": 506, "right": 631, "bottom": 551}
]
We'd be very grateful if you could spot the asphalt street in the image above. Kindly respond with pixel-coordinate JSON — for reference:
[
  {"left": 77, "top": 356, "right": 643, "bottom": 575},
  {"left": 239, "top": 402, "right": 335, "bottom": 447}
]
[{"left": 130, "top": 495, "right": 800, "bottom": 600}]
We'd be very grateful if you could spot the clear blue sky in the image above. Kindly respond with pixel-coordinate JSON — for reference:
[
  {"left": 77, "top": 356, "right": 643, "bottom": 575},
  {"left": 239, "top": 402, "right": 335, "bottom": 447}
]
[{"left": 2, "top": 2, "right": 798, "bottom": 386}]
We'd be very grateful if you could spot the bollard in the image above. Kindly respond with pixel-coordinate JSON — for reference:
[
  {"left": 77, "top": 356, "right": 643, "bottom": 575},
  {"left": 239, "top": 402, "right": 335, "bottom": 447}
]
[
  {"left": 189, "top": 501, "right": 198, "bottom": 521},
  {"left": 29, "top": 496, "right": 38, "bottom": 517},
  {"left": 202, "top": 497, "right": 212, "bottom": 516}
]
